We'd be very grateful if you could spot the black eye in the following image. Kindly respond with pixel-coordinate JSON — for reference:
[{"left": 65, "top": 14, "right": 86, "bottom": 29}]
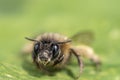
[
  {"left": 51, "top": 44, "right": 59, "bottom": 58},
  {"left": 34, "top": 43, "right": 40, "bottom": 54}
]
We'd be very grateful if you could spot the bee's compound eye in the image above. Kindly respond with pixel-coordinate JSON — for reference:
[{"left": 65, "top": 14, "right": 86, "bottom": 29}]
[
  {"left": 51, "top": 44, "right": 59, "bottom": 58},
  {"left": 34, "top": 43, "right": 40, "bottom": 54}
]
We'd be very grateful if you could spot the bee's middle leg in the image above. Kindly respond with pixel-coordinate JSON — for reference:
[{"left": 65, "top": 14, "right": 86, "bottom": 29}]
[{"left": 70, "top": 48, "right": 84, "bottom": 79}]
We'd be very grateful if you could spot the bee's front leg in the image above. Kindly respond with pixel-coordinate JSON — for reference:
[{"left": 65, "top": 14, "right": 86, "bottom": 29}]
[
  {"left": 34, "top": 61, "right": 54, "bottom": 76},
  {"left": 70, "top": 48, "right": 84, "bottom": 79}
]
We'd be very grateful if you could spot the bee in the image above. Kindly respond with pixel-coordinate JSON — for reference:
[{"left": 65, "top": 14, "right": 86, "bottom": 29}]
[{"left": 23, "top": 32, "right": 101, "bottom": 78}]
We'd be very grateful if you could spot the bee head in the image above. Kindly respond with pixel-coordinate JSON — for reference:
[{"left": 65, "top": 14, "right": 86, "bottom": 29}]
[{"left": 25, "top": 37, "right": 71, "bottom": 66}]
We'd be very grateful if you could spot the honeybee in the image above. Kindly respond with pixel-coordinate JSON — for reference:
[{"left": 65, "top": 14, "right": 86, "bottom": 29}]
[{"left": 23, "top": 32, "right": 101, "bottom": 78}]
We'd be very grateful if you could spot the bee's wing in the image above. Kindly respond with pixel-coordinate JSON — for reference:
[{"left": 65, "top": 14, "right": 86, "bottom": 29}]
[{"left": 71, "top": 31, "right": 94, "bottom": 45}]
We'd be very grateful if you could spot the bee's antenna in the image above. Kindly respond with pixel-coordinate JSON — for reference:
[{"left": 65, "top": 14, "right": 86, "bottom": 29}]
[
  {"left": 56, "top": 40, "right": 72, "bottom": 44},
  {"left": 25, "top": 37, "right": 39, "bottom": 42}
]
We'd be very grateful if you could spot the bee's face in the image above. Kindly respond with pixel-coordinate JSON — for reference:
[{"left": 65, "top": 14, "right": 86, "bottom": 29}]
[{"left": 33, "top": 41, "right": 60, "bottom": 65}]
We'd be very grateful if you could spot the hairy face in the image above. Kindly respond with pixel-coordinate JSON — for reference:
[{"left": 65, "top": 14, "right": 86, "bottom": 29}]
[
  {"left": 25, "top": 36, "right": 71, "bottom": 66},
  {"left": 33, "top": 41, "right": 60, "bottom": 65}
]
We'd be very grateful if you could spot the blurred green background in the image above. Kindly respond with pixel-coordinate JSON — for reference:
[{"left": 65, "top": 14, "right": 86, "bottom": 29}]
[{"left": 0, "top": 0, "right": 120, "bottom": 80}]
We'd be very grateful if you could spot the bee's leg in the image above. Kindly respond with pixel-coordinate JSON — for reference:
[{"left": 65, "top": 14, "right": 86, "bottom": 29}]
[
  {"left": 70, "top": 48, "right": 84, "bottom": 79},
  {"left": 34, "top": 61, "right": 54, "bottom": 75},
  {"left": 71, "top": 46, "right": 101, "bottom": 70},
  {"left": 53, "top": 54, "right": 64, "bottom": 66},
  {"left": 33, "top": 55, "right": 51, "bottom": 75},
  {"left": 90, "top": 55, "right": 101, "bottom": 71}
]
